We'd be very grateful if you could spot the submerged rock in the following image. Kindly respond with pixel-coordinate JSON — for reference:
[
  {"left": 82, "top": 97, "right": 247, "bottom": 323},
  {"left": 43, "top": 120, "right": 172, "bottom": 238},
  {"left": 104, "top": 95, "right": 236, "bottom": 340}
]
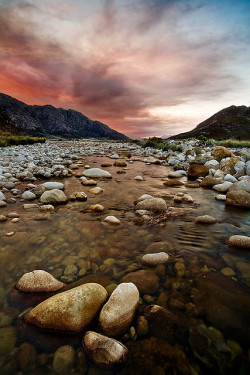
[
  {"left": 141, "top": 252, "right": 169, "bottom": 266},
  {"left": 226, "top": 190, "right": 250, "bottom": 208},
  {"left": 99, "top": 283, "right": 139, "bottom": 337},
  {"left": 53, "top": 345, "right": 76, "bottom": 374},
  {"left": 228, "top": 235, "right": 250, "bottom": 249},
  {"left": 121, "top": 270, "right": 159, "bottom": 294},
  {"left": 194, "top": 215, "right": 216, "bottom": 224},
  {"left": 16, "top": 270, "right": 65, "bottom": 293},
  {"left": 83, "top": 331, "right": 128, "bottom": 369},
  {"left": 136, "top": 198, "right": 167, "bottom": 212},
  {"left": 25, "top": 283, "right": 108, "bottom": 331}
]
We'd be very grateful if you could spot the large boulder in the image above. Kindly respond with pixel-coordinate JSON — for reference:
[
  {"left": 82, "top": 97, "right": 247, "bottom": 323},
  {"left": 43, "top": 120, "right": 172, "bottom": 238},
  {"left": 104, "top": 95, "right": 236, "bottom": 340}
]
[
  {"left": 199, "top": 176, "right": 223, "bottom": 187},
  {"left": 121, "top": 270, "right": 159, "bottom": 294},
  {"left": 136, "top": 198, "right": 167, "bottom": 212},
  {"left": 16, "top": 270, "right": 65, "bottom": 293},
  {"left": 211, "top": 146, "right": 231, "bottom": 161},
  {"left": 83, "top": 168, "right": 112, "bottom": 178},
  {"left": 25, "top": 283, "right": 108, "bottom": 331},
  {"left": 83, "top": 331, "right": 128, "bottom": 369},
  {"left": 226, "top": 190, "right": 250, "bottom": 208},
  {"left": 187, "top": 164, "right": 209, "bottom": 179},
  {"left": 40, "top": 189, "right": 68, "bottom": 204},
  {"left": 228, "top": 180, "right": 250, "bottom": 193},
  {"left": 99, "top": 283, "right": 139, "bottom": 337}
]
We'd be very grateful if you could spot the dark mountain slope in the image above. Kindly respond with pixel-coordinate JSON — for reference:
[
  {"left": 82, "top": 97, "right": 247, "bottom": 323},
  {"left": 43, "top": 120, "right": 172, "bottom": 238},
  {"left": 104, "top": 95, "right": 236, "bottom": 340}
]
[{"left": 0, "top": 108, "right": 27, "bottom": 135}]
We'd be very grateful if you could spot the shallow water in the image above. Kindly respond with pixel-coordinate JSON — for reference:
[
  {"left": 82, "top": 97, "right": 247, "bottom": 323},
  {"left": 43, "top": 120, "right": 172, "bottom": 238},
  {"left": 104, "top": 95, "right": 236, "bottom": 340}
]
[{"left": 0, "top": 155, "right": 250, "bottom": 375}]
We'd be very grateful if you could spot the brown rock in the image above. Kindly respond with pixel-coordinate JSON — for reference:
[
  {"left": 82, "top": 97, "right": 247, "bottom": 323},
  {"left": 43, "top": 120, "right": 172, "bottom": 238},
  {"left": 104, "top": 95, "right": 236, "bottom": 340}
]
[
  {"left": 220, "top": 156, "right": 240, "bottom": 175},
  {"left": 16, "top": 270, "right": 65, "bottom": 293},
  {"left": 226, "top": 190, "right": 250, "bottom": 208},
  {"left": 121, "top": 270, "right": 159, "bottom": 294},
  {"left": 136, "top": 198, "right": 167, "bottom": 212},
  {"left": 113, "top": 160, "right": 127, "bottom": 167},
  {"left": 187, "top": 164, "right": 209, "bottom": 179},
  {"left": 200, "top": 176, "right": 223, "bottom": 187},
  {"left": 211, "top": 146, "right": 231, "bottom": 161},
  {"left": 228, "top": 235, "right": 250, "bottom": 248},
  {"left": 141, "top": 252, "right": 169, "bottom": 266},
  {"left": 144, "top": 305, "right": 178, "bottom": 342},
  {"left": 163, "top": 180, "right": 184, "bottom": 187},
  {"left": 194, "top": 215, "right": 216, "bottom": 224}
]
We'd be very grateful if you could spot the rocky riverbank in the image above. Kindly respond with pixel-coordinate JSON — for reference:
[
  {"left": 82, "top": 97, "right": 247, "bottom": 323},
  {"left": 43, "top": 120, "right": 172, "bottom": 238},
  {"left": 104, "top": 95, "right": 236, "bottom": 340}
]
[{"left": 0, "top": 139, "right": 250, "bottom": 375}]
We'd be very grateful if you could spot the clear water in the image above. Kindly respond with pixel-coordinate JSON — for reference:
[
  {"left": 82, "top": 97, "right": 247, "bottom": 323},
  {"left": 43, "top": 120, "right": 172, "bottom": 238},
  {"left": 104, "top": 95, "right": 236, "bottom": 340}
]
[{"left": 0, "top": 155, "right": 250, "bottom": 375}]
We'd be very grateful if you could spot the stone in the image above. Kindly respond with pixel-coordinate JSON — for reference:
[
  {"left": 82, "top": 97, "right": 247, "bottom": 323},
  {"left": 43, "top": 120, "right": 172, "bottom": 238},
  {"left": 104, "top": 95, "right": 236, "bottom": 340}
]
[
  {"left": 136, "top": 198, "right": 167, "bottom": 212},
  {"left": 99, "top": 283, "right": 139, "bottom": 337},
  {"left": 141, "top": 252, "right": 169, "bottom": 266},
  {"left": 229, "top": 180, "right": 250, "bottom": 193},
  {"left": 7, "top": 212, "right": 20, "bottom": 218},
  {"left": 0, "top": 200, "right": 7, "bottom": 207},
  {"left": 82, "top": 179, "right": 97, "bottom": 186},
  {"left": 215, "top": 194, "right": 226, "bottom": 201},
  {"left": 136, "top": 315, "right": 149, "bottom": 337},
  {"left": 21, "top": 191, "right": 37, "bottom": 200},
  {"left": 163, "top": 180, "right": 184, "bottom": 186},
  {"left": 144, "top": 305, "right": 178, "bottom": 342},
  {"left": 221, "top": 267, "right": 236, "bottom": 276},
  {"left": 42, "top": 182, "right": 64, "bottom": 190},
  {"left": 0, "top": 191, "right": 6, "bottom": 201},
  {"left": 194, "top": 215, "right": 216, "bottom": 224},
  {"left": 17, "top": 342, "right": 37, "bottom": 372},
  {"left": 39, "top": 204, "right": 54, "bottom": 212},
  {"left": 136, "top": 194, "right": 154, "bottom": 202},
  {"left": 83, "top": 331, "right": 128, "bottom": 369},
  {"left": 187, "top": 164, "right": 209, "bottom": 178},
  {"left": 226, "top": 190, "right": 250, "bottom": 208},
  {"left": 220, "top": 156, "right": 240, "bottom": 175},
  {"left": 0, "top": 215, "right": 7, "bottom": 222},
  {"left": 89, "top": 187, "right": 103, "bottom": 195},
  {"left": 212, "top": 181, "right": 232, "bottom": 193},
  {"left": 74, "top": 192, "right": 88, "bottom": 201},
  {"left": 225, "top": 174, "right": 237, "bottom": 183},
  {"left": 83, "top": 168, "right": 112, "bottom": 178},
  {"left": 121, "top": 270, "right": 159, "bottom": 294},
  {"left": 25, "top": 283, "right": 108, "bottom": 331},
  {"left": 53, "top": 345, "right": 76, "bottom": 374},
  {"left": 134, "top": 175, "right": 143, "bottom": 181},
  {"left": 40, "top": 189, "right": 68, "bottom": 204},
  {"left": 103, "top": 216, "right": 121, "bottom": 225},
  {"left": 204, "top": 159, "right": 220, "bottom": 170},
  {"left": 211, "top": 146, "right": 231, "bottom": 161},
  {"left": 89, "top": 204, "right": 104, "bottom": 212},
  {"left": 23, "top": 203, "right": 39, "bottom": 209},
  {"left": 16, "top": 270, "right": 65, "bottom": 292},
  {"left": 228, "top": 235, "right": 250, "bottom": 249},
  {"left": 113, "top": 160, "right": 127, "bottom": 167},
  {"left": 64, "top": 264, "right": 78, "bottom": 276},
  {"left": 200, "top": 176, "right": 223, "bottom": 187},
  {"left": 174, "top": 262, "right": 186, "bottom": 277}
]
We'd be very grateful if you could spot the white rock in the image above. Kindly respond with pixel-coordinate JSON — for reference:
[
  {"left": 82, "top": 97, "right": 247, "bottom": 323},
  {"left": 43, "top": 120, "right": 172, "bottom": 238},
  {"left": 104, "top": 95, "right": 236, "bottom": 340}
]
[
  {"left": 145, "top": 156, "right": 156, "bottom": 163},
  {"left": 136, "top": 198, "right": 167, "bottom": 212},
  {"left": 215, "top": 194, "right": 227, "bottom": 201},
  {"left": 83, "top": 168, "right": 112, "bottom": 178},
  {"left": 134, "top": 176, "right": 143, "bottom": 181},
  {"left": 103, "top": 216, "right": 121, "bottom": 225},
  {"left": 213, "top": 181, "right": 233, "bottom": 193},
  {"left": 40, "top": 189, "right": 68, "bottom": 204},
  {"left": 141, "top": 252, "right": 169, "bottom": 266},
  {"left": 0, "top": 192, "right": 6, "bottom": 201},
  {"left": 42, "top": 182, "right": 64, "bottom": 190},
  {"left": 224, "top": 174, "right": 237, "bottom": 183},
  {"left": 16, "top": 270, "right": 64, "bottom": 292},
  {"left": 137, "top": 194, "right": 154, "bottom": 202},
  {"left": 229, "top": 180, "right": 250, "bottom": 193},
  {"left": 214, "top": 169, "right": 224, "bottom": 178},
  {"left": 21, "top": 191, "right": 37, "bottom": 200},
  {"left": 204, "top": 160, "right": 220, "bottom": 170},
  {"left": 89, "top": 187, "right": 103, "bottom": 195}
]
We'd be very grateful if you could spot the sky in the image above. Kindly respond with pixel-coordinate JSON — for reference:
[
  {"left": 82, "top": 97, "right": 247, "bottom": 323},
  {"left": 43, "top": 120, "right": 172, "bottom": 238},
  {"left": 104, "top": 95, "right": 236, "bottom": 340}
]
[{"left": 0, "top": 0, "right": 250, "bottom": 138}]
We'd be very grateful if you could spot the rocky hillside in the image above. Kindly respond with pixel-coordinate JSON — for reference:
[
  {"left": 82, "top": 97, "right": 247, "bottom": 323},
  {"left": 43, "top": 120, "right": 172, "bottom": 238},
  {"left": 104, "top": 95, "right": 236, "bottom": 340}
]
[
  {"left": 0, "top": 108, "right": 27, "bottom": 135},
  {"left": 0, "top": 93, "right": 128, "bottom": 140},
  {"left": 171, "top": 105, "right": 250, "bottom": 140}
]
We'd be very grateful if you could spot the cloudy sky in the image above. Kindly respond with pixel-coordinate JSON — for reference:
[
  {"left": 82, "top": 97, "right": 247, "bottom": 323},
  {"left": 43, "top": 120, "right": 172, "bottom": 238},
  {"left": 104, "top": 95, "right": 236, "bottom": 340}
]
[{"left": 0, "top": 0, "right": 250, "bottom": 138}]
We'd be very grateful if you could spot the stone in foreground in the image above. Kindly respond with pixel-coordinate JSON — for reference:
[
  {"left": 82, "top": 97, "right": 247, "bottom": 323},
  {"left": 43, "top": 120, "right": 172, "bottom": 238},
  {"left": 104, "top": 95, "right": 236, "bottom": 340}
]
[
  {"left": 83, "top": 331, "right": 128, "bottom": 369},
  {"left": 40, "top": 189, "right": 68, "bottom": 204},
  {"left": 83, "top": 168, "right": 112, "bottom": 178},
  {"left": 226, "top": 190, "right": 250, "bottom": 208},
  {"left": 103, "top": 216, "right": 121, "bottom": 225},
  {"left": 136, "top": 198, "right": 167, "bottom": 212},
  {"left": 99, "top": 283, "right": 139, "bottom": 337},
  {"left": 228, "top": 235, "right": 250, "bottom": 249},
  {"left": 194, "top": 215, "right": 216, "bottom": 224},
  {"left": 141, "top": 252, "right": 169, "bottom": 266},
  {"left": 25, "top": 283, "right": 108, "bottom": 331},
  {"left": 16, "top": 270, "right": 65, "bottom": 293}
]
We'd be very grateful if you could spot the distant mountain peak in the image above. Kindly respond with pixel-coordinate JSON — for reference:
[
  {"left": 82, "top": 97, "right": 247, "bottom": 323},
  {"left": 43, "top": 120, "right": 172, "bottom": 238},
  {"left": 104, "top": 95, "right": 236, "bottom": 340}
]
[{"left": 0, "top": 93, "right": 128, "bottom": 140}]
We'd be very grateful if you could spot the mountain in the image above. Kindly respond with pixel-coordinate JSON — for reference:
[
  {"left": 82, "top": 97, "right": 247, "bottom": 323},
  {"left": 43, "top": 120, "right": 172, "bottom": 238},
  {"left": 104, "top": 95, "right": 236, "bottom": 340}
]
[
  {"left": 0, "top": 93, "right": 128, "bottom": 140},
  {"left": 171, "top": 105, "right": 250, "bottom": 140},
  {"left": 0, "top": 108, "right": 27, "bottom": 136}
]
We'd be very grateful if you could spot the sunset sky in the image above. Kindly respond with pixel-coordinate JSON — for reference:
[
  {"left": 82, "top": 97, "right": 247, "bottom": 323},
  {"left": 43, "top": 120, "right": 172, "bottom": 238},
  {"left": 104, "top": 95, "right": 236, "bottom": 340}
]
[{"left": 0, "top": 0, "right": 250, "bottom": 138}]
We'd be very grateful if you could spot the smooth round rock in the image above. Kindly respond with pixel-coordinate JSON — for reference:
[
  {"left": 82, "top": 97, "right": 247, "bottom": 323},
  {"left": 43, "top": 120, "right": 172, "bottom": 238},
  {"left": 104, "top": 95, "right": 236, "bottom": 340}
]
[
  {"left": 113, "top": 160, "right": 127, "bottom": 167},
  {"left": 21, "top": 191, "right": 37, "bottom": 200},
  {"left": 83, "top": 331, "right": 128, "bottom": 369},
  {"left": 89, "top": 204, "right": 104, "bottom": 212},
  {"left": 228, "top": 235, "right": 250, "bottom": 249},
  {"left": 194, "top": 215, "right": 216, "bottom": 224},
  {"left": 16, "top": 270, "right": 65, "bottom": 293},
  {"left": 40, "top": 189, "right": 68, "bottom": 204},
  {"left": 136, "top": 198, "right": 167, "bottom": 212},
  {"left": 103, "top": 216, "right": 121, "bottom": 225},
  {"left": 0, "top": 201, "right": 7, "bottom": 207},
  {"left": 0, "top": 192, "right": 6, "bottom": 201},
  {"left": 141, "top": 252, "right": 169, "bottom": 266},
  {"left": 42, "top": 182, "right": 64, "bottom": 190},
  {"left": 25, "top": 283, "right": 108, "bottom": 331},
  {"left": 226, "top": 190, "right": 250, "bottom": 208},
  {"left": 99, "top": 283, "right": 139, "bottom": 337},
  {"left": 89, "top": 187, "right": 103, "bottom": 195},
  {"left": 121, "top": 270, "right": 159, "bottom": 294},
  {"left": 52, "top": 345, "right": 76, "bottom": 374},
  {"left": 0, "top": 215, "right": 7, "bottom": 222},
  {"left": 83, "top": 168, "right": 112, "bottom": 178}
]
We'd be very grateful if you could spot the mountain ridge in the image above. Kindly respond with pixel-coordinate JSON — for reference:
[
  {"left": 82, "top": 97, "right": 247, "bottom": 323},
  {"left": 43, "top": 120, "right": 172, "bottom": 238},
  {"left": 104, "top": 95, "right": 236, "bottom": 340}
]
[{"left": 0, "top": 93, "right": 128, "bottom": 140}]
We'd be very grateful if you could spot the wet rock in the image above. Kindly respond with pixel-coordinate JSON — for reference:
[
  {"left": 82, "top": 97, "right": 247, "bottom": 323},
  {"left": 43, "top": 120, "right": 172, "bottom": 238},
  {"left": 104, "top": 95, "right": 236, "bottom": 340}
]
[
  {"left": 0, "top": 200, "right": 7, "bottom": 207},
  {"left": 229, "top": 179, "right": 250, "bottom": 193},
  {"left": 83, "top": 331, "right": 128, "bottom": 369},
  {"left": 235, "top": 262, "right": 250, "bottom": 287},
  {"left": 213, "top": 181, "right": 232, "bottom": 193},
  {"left": 23, "top": 203, "right": 39, "bottom": 209},
  {"left": 64, "top": 264, "right": 78, "bottom": 276},
  {"left": 40, "top": 189, "right": 68, "bottom": 204},
  {"left": 221, "top": 267, "right": 236, "bottom": 276},
  {"left": 136, "top": 315, "right": 149, "bottom": 337},
  {"left": 39, "top": 204, "right": 54, "bottom": 211},
  {"left": 16, "top": 270, "right": 65, "bottom": 292},
  {"left": 188, "top": 164, "right": 209, "bottom": 178},
  {"left": 174, "top": 262, "right": 186, "bottom": 277},
  {"left": 25, "top": 283, "right": 108, "bottom": 331},
  {"left": 136, "top": 198, "right": 167, "bottom": 212},
  {"left": 141, "top": 252, "right": 169, "bottom": 266},
  {"left": 226, "top": 190, "right": 250, "bottom": 208},
  {"left": 83, "top": 168, "right": 112, "bottom": 178},
  {"left": 99, "top": 282, "right": 139, "bottom": 337},
  {"left": 7, "top": 212, "right": 20, "bottom": 218},
  {"left": 21, "top": 191, "right": 37, "bottom": 200},
  {"left": 89, "top": 204, "right": 104, "bottom": 212},
  {"left": 144, "top": 305, "right": 178, "bottom": 342},
  {"left": 211, "top": 146, "right": 231, "bottom": 161},
  {"left": 163, "top": 179, "right": 184, "bottom": 186},
  {"left": 17, "top": 342, "right": 37, "bottom": 372},
  {"left": 53, "top": 345, "right": 76, "bottom": 374},
  {"left": 82, "top": 179, "right": 97, "bottom": 186},
  {"left": 215, "top": 194, "right": 227, "bottom": 201},
  {"left": 121, "top": 270, "right": 159, "bottom": 294},
  {"left": 194, "top": 215, "right": 216, "bottom": 224},
  {"left": 114, "top": 160, "right": 127, "bottom": 167},
  {"left": 89, "top": 187, "right": 103, "bottom": 195},
  {"left": 136, "top": 194, "right": 154, "bottom": 202},
  {"left": 228, "top": 235, "right": 250, "bottom": 248},
  {"left": 43, "top": 181, "right": 64, "bottom": 190},
  {"left": 103, "top": 216, "right": 121, "bottom": 225},
  {"left": 0, "top": 191, "right": 6, "bottom": 201},
  {"left": 0, "top": 215, "right": 7, "bottom": 222},
  {"left": 70, "top": 191, "right": 88, "bottom": 201},
  {"left": 33, "top": 213, "right": 49, "bottom": 221}
]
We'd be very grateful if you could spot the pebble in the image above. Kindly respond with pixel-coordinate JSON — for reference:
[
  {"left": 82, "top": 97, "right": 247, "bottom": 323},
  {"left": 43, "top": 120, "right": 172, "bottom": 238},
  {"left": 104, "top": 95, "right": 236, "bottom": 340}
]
[
  {"left": 103, "top": 216, "right": 121, "bottom": 225},
  {"left": 89, "top": 187, "right": 103, "bottom": 195},
  {"left": 141, "top": 252, "right": 169, "bottom": 266},
  {"left": 0, "top": 201, "right": 7, "bottom": 207},
  {"left": 89, "top": 204, "right": 104, "bottom": 212},
  {"left": 53, "top": 345, "right": 76, "bottom": 374},
  {"left": 221, "top": 267, "right": 236, "bottom": 277},
  {"left": 194, "top": 215, "right": 216, "bottom": 224},
  {"left": 21, "top": 191, "right": 37, "bottom": 200},
  {"left": 0, "top": 215, "right": 8, "bottom": 222},
  {"left": 134, "top": 175, "right": 143, "bottom": 181}
]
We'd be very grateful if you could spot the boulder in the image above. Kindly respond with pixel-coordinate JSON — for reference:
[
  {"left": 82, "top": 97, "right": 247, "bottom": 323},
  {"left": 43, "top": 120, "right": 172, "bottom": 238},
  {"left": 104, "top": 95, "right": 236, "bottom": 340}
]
[
  {"left": 21, "top": 191, "right": 37, "bottom": 200},
  {"left": 136, "top": 198, "right": 167, "bottom": 212},
  {"left": 83, "top": 331, "right": 128, "bottom": 369},
  {"left": 141, "top": 252, "right": 169, "bottom": 266},
  {"left": 228, "top": 180, "right": 250, "bottom": 193},
  {"left": 121, "top": 270, "right": 159, "bottom": 294},
  {"left": 200, "top": 176, "right": 223, "bottom": 188},
  {"left": 211, "top": 146, "right": 231, "bottom": 161},
  {"left": 220, "top": 156, "right": 240, "bottom": 175},
  {"left": 25, "top": 283, "right": 108, "bottom": 331},
  {"left": 212, "top": 181, "right": 232, "bottom": 193},
  {"left": 83, "top": 168, "right": 112, "bottom": 178},
  {"left": 194, "top": 215, "right": 216, "bottom": 224},
  {"left": 42, "top": 182, "right": 64, "bottom": 190},
  {"left": 226, "top": 190, "right": 250, "bottom": 208},
  {"left": 99, "top": 283, "right": 139, "bottom": 337},
  {"left": 40, "top": 189, "right": 68, "bottom": 204},
  {"left": 187, "top": 164, "right": 209, "bottom": 179},
  {"left": 16, "top": 270, "right": 65, "bottom": 293},
  {"left": 228, "top": 235, "right": 250, "bottom": 249}
]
